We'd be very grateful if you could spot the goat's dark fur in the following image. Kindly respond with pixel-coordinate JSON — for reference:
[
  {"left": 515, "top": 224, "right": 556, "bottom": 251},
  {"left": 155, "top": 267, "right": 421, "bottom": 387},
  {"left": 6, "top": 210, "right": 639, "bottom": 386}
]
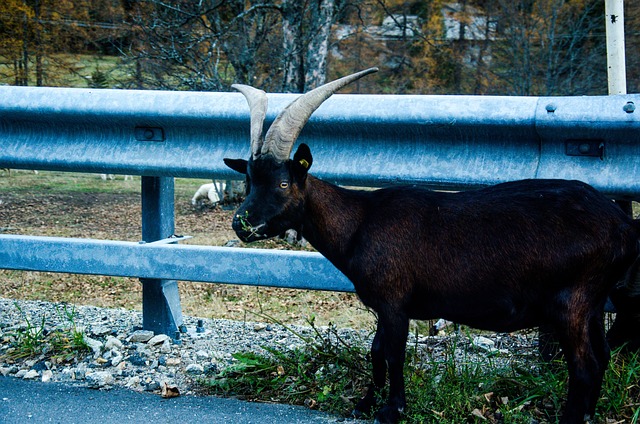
[
  {"left": 224, "top": 69, "right": 640, "bottom": 423},
  {"left": 226, "top": 148, "right": 640, "bottom": 424}
]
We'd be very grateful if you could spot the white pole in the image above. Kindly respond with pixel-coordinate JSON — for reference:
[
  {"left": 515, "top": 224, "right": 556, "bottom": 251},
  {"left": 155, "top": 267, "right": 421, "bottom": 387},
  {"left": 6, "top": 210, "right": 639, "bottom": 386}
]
[{"left": 605, "top": 0, "right": 627, "bottom": 95}]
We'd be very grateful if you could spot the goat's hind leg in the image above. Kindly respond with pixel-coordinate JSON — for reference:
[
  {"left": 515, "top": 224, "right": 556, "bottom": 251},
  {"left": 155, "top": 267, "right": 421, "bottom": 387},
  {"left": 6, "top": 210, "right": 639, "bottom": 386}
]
[
  {"left": 607, "top": 254, "right": 640, "bottom": 351},
  {"left": 557, "top": 312, "right": 610, "bottom": 424},
  {"left": 353, "top": 321, "right": 387, "bottom": 418}
]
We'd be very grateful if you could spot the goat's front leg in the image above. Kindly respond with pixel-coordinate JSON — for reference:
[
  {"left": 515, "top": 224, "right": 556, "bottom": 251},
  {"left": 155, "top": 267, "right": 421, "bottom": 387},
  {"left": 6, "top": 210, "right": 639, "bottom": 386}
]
[
  {"left": 374, "top": 310, "right": 409, "bottom": 424},
  {"left": 353, "top": 320, "right": 387, "bottom": 418}
]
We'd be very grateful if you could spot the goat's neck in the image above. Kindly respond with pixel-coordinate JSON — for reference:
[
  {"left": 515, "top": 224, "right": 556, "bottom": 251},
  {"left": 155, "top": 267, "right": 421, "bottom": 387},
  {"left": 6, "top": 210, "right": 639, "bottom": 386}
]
[{"left": 302, "top": 176, "right": 366, "bottom": 268}]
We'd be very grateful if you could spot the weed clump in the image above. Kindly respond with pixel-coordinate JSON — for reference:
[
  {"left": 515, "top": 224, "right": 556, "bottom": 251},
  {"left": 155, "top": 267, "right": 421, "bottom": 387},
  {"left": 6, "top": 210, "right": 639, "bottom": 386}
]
[
  {"left": 201, "top": 316, "right": 371, "bottom": 415},
  {"left": 200, "top": 321, "right": 640, "bottom": 423},
  {"left": 1, "top": 303, "right": 91, "bottom": 364}
]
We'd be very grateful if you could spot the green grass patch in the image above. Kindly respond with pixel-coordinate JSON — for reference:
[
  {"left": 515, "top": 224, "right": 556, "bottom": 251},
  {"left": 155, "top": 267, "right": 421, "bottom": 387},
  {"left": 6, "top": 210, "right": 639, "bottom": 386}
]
[
  {"left": 0, "top": 170, "right": 212, "bottom": 196},
  {"left": 198, "top": 323, "right": 640, "bottom": 423},
  {"left": 0, "top": 54, "right": 129, "bottom": 88},
  {"left": 600, "top": 350, "right": 640, "bottom": 422},
  {"left": 200, "top": 317, "right": 371, "bottom": 416},
  {"left": 1, "top": 303, "right": 91, "bottom": 363}
]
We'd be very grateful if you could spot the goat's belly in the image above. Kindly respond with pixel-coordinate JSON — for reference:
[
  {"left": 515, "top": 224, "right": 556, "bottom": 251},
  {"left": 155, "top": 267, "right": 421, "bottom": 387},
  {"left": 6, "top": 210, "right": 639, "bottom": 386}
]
[
  {"left": 455, "top": 312, "right": 539, "bottom": 333},
  {"left": 409, "top": 298, "right": 541, "bottom": 333}
]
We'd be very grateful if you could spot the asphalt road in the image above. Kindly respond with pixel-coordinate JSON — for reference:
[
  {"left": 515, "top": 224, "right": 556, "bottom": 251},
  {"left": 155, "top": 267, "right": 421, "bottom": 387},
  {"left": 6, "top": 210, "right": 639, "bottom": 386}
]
[{"left": 0, "top": 377, "right": 355, "bottom": 424}]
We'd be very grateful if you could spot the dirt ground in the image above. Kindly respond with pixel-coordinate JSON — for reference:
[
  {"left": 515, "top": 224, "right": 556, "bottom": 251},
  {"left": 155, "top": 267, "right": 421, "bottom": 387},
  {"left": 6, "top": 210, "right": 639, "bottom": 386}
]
[{"left": 0, "top": 172, "right": 376, "bottom": 330}]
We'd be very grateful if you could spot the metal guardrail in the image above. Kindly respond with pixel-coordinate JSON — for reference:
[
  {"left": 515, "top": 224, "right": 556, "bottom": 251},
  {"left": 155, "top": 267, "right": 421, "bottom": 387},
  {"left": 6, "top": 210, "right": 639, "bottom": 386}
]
[{"left": 1, "top": 86, "right": 639, "bottom": 335}]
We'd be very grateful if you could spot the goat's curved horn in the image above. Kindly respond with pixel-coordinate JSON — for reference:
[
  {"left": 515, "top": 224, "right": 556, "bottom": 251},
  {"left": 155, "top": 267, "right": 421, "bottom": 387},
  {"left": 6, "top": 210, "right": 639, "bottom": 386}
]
[
  {"left": 263, "top": 67, "right": 379, "bottom": 162},
  {"left": 232, "top": 84, "right": 268, "bottom": 160}
]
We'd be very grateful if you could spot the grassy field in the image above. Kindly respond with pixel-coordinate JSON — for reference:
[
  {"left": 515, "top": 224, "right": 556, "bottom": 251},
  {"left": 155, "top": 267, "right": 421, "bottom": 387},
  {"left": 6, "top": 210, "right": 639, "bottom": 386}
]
[{"left": 0, "top": 54, "right": 129, "bottom": 88}]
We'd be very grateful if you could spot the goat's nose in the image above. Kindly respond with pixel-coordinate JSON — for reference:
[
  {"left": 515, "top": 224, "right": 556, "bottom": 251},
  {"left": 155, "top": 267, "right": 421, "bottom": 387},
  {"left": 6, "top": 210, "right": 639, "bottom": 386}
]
[
  {"left": 231, "top": 212, "right": 253, "bottom": 241},
  {"left": 231, "top": 214, "right": 245, "bottom": 232}
]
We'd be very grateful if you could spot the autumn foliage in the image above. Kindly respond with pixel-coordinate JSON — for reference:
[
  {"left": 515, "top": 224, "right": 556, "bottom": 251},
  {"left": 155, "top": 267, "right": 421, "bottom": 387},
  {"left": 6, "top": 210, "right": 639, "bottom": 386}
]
[{"left": 0, "top": 0, "right": 638, "bottom": 94}]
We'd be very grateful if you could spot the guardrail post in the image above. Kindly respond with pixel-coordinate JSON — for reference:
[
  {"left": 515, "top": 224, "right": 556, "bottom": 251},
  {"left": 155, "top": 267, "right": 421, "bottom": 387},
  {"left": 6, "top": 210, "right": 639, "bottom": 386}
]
[{"left": 140, "top": 176, "right": 184, "bottom": 336}]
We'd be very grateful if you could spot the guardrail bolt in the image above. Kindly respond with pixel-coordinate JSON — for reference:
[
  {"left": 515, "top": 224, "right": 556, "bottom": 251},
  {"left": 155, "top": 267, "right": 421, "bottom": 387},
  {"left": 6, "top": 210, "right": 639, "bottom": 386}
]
[
  {"left": 545, "top": 103, "right": 557, "bottom": 113},
  {"left": 134, "top": 126, "right": 165, "bottom": 142},
  {"left": 579, "top": 143, "right": 591, "bottom": 154},
  {"left": 623, "top": 101, "right": 636, "bottom": 113}
]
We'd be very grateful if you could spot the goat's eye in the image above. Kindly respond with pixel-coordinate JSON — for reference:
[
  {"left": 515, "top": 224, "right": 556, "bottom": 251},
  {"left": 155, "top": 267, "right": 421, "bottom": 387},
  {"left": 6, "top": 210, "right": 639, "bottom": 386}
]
[{"left": 279, "top": 181, "right": 289, "bottom": 189}]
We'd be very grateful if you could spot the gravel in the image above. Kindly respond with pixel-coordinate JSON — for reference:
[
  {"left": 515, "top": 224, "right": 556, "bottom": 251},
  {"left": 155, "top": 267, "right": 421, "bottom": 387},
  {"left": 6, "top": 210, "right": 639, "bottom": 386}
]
[
  {"left": 0, "top": 297, "right": 541, "bottom": 402},
  {"left": 0, "top": 298, "right": 376, "bottom": 395}
]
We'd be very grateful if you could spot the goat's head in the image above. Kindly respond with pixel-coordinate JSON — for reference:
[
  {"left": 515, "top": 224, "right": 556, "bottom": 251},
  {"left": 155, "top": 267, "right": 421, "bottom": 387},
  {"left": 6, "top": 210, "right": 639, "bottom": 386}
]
[{"left": 224, "top": 68, "right": 378, "bottom": 242}]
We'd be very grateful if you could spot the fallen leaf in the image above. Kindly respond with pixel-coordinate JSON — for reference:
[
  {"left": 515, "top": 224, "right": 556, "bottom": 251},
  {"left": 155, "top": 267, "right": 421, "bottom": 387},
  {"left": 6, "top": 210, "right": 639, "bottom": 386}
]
[
  {"left": 430, "top": 409, "right": 445, "bottom": 418},
  {"left": 471, "top": 408, "right": 487, "bottom": 420},
  {"left": 161, "top": 382, "right": 180, "bottom": 398}
]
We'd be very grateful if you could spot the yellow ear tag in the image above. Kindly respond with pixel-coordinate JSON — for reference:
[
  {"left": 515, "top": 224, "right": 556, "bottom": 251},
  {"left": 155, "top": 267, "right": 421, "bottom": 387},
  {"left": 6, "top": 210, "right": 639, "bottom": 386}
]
[{"left": 299, "top": 159, "right": 309, "bottom": 169}]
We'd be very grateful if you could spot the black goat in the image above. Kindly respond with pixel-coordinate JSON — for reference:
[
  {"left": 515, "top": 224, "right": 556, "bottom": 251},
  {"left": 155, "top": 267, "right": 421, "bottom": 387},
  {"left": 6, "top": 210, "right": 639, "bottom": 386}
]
[{"left": 224, "top": 68, "right": 640, "bottom": 424}]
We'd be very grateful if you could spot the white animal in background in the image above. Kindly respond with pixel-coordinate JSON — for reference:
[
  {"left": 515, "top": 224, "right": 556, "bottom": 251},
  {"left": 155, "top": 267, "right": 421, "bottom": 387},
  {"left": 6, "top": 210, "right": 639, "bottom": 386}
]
[
  {"left": 191, "top": 182, "right": 225, "bottom": 207},
  {"left": 429, "top": 318, "right": 455, "bottom": 336},
  {"left": 1, "top": 169, "right": 38, "bottom": 175},
  {"left": 192, "top": 180, "right": 245, "bottom": 208},
  {"left": 101, "top": 174, "right": 133, "bottom": 181}
]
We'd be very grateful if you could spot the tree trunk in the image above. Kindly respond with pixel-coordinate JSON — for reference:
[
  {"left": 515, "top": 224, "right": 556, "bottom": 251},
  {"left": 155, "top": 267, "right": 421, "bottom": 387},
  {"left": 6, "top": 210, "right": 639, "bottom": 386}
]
[
  {"left": 281, "top": 0, "right": 304, "bottom": 92},
  {"left": 34, "top": 0, "right": 43, "bottom": 87},
  {"left": 20, "top": 12, "right": 29, "bottom": 86},
  {"left": 304, "top": 0, "right": 335, "bottom": 91}
]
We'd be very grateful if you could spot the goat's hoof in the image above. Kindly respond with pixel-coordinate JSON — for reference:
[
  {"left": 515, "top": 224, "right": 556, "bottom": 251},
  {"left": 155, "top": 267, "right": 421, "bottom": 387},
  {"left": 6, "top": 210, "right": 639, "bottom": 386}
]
[
  {"left": 352, "top": 403, "right": 374, "bottom": 419},
  {"left": 373, "top": 406, "right": 401, "bottom": 424},
  {"left": 351, "top": 408, "right": 366, "bottom": 420},
  {"left": 352, "top": 397, "right": 375, "bottom": 419}
]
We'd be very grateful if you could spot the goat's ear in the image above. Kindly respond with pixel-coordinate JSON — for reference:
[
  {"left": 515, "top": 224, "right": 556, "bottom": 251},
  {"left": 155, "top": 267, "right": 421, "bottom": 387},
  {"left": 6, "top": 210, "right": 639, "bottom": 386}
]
[
  {"left": 223, "top": 158, "right": 248, "bottom": 175},
  {"left": 292, "top": 144, "right": 313, "bottom": 177}
]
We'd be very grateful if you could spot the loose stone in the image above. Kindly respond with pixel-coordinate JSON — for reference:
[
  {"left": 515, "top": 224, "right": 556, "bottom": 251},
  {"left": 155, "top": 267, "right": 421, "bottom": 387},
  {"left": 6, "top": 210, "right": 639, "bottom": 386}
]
[
  {"left": 148, "top": 334, "right": 170, "bottom": 346},
  {"left": 86, "top": 371, "right": 114, "bottom": 389},
  {"left": 105, "top": 336, "right": 123, "bottom": 350},
  {"left": 41, "top": 370, "right": 53, "bottom": 382},
  {"left": 195, "top": 350, "right": 209, "bottom": 360},
  {"left": 85, "top": 337, "right": 104, "bottom": 357},
  {"left": 129, "top": 330, "right": 154, "bottom": 343},
  {"left": 22, "top": 370, "right": 39, "bottom": 380},
  {"left": 185, "top": 364, "right": 204, "bottom": 375}
]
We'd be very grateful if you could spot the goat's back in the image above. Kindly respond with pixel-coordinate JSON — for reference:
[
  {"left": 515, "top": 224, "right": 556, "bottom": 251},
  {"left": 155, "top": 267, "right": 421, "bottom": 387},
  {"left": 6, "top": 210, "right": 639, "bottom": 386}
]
[{"left": 347, "top": 179, "right": 639, "bottom": 331}]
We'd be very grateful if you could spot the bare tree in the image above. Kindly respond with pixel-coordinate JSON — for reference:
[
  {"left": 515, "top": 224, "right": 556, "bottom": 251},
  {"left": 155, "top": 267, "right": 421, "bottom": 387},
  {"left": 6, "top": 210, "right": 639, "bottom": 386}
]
[
  {"left": 491, "top": 0, "right": 606, "bottom": 95},
  {"left": 623, "top": 0, "right": 639, "bottom": 93},
  {"left": 121, "top": 1, "right": 279, "bottom": 91},
  {"left": 303, "top": 0, "right": 336, "bottom": 90},
  {"left": 275, "top": 0, "right": 344, "bottom": 92},
  {"left": 281, "top": 0, "right": 304, "bottom": 91},
  {"left": 365, "top": 0, "right": 607, "bottom": 96},
  {"left": 124, "top": 0, "right": 347, "bottom": 92},
  {"left": 0, "top": 0, "right": 91, "bottom": 86}
]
